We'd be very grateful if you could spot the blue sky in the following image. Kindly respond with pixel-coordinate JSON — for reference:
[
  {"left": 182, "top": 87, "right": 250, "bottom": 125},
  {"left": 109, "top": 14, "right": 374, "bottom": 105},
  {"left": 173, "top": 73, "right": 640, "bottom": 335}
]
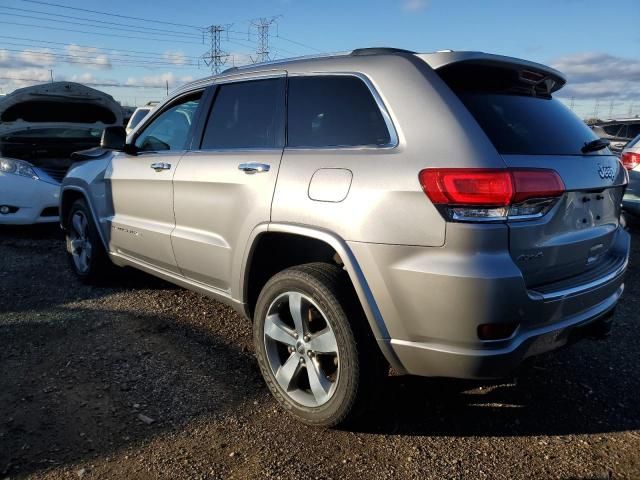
[{"left": 0, "top": 0, "right": 638, "bottom": 118}]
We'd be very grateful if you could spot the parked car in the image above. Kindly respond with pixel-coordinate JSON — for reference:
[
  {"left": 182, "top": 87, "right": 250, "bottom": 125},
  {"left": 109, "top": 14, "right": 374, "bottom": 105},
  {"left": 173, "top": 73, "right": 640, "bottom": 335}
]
[
  {"left": 591, "top": 118, "right": 640, "bottom": 156},
  {"left": 621, "top": 134, "right": 640, "bottom": 216},
  {"left": 0, "top": 82, "right": 122, "bottom": 224},
  {"left": 60, "top": 48, "right": 629, "bottom": 427},
  {"left": 125, "top": 102, "right": 157, "bottom": 135}
]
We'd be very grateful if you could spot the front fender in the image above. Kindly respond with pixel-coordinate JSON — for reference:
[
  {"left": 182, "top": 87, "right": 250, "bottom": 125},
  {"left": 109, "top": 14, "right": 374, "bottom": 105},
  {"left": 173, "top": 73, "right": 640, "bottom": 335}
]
[{"left": 60, "top": 154, "right": 114, "bottom": 249}]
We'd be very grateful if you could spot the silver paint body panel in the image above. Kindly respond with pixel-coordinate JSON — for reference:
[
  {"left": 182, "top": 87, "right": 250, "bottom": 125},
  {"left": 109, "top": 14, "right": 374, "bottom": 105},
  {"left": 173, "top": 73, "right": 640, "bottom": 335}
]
[{"left": 61, "top": 50, "right": 630, "bottom": 379}]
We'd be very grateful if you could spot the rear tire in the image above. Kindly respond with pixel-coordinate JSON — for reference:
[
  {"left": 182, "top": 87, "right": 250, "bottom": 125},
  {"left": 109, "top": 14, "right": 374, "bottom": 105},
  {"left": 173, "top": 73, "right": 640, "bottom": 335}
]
[
  {"left": 65, "top": 198, "right": 113, "bottom": 284},
  {"left": 253, "top": 262, "right": 386, "bottom": 427}
]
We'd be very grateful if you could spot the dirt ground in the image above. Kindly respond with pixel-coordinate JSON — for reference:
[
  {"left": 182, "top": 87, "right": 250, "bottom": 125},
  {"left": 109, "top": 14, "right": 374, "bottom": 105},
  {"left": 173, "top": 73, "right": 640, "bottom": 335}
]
[{"left": 0, "top": 221, "right": 639, "bottom": 480}]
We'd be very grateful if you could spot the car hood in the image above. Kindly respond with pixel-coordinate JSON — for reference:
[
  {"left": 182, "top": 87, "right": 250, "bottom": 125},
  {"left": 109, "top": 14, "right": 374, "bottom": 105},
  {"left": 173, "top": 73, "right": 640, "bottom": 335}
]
[{"left": 0, "top": 81, "right": 123, "bottom": 133}]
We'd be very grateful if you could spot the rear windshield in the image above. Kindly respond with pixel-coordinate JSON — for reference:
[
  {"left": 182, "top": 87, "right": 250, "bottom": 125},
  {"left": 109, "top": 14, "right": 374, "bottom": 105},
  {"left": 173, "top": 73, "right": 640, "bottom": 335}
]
[
  {"left": 457, "top": 93, "right": 599, "bottom": 156},
  {"left": 438, "top": 63, "right": 600, "bottom": 156},
  {"left": 627, "top": 134, "right": 640, "bottom": 149}
]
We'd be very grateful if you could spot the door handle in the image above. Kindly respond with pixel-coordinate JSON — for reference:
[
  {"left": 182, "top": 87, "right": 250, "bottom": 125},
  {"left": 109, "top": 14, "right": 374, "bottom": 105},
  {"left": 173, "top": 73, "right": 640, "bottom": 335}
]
[
  {"left": 150, "top": 162, "right": 171, "bottom": 171},
  {"left": 238, "top": 162, "right": 270, "bottom": 174}
]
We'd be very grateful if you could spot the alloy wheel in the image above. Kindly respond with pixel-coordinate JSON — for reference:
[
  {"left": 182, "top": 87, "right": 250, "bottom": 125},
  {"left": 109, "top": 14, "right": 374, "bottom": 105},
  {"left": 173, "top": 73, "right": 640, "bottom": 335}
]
[
  {"left": 263, "top": 291, "right": 340, "bottom": 407},
  {"left": 68, "top": 210, "right": 92, "bottom": 274}
]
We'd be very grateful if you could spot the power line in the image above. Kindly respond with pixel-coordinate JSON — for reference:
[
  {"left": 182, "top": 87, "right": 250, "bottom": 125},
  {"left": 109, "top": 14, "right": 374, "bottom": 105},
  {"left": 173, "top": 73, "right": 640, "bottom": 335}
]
[
  {"left": 20, "top": 0, "right": 204, "bottom": 29},
  {"left": 0, "top": 12, "right": 202, "bottom": 40},
  {"left": 0, "top": 6, "right": 202, "bottom": 38},
  {"left": 0, "top": 76, "right": 168, "bottom": 88},
  {"left": 0, "top": 34, "right": 201, "bottom": 60},
  {"left": 0, "top": 47, "right": 200, "bottom": 69},
  {"left": 0, "top": 39, "right": 200, "bottom": 63},
  {"left": 0, "top": 20, "right": 203, "bottom": 45},
  {"left": 275, "top": 35, "right": 322, "bottom": 53}
]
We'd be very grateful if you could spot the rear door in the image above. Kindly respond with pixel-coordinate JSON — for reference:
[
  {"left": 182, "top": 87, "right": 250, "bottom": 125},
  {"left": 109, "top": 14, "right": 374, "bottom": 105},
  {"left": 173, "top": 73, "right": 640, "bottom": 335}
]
[
  {"left": 438, "top": 63, "right": 627, "bottom": 288},
  {"left": 171, "top": 74, "right": 286, "bottom": 292}
]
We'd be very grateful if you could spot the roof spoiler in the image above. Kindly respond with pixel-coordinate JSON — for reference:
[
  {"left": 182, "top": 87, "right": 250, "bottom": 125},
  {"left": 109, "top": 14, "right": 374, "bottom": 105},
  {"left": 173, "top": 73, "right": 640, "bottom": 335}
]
[{"left": 417, "top": 51, "right": 566, "bottom": 93}]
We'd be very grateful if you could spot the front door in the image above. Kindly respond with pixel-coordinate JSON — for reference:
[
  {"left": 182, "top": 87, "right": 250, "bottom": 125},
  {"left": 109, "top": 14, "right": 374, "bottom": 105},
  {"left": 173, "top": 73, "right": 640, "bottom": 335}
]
[
  {"left": 171, "top": 75, "right": 286, "bottom": 292},
  {"left": 106, "top": 90, "right": 203, "bottom": 273}
]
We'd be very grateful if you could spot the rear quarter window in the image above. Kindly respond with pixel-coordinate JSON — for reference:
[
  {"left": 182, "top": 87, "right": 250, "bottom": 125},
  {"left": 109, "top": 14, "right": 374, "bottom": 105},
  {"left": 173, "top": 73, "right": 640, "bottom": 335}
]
[{"left": 287, "top": 76, "right": 391, "bottom": 148}]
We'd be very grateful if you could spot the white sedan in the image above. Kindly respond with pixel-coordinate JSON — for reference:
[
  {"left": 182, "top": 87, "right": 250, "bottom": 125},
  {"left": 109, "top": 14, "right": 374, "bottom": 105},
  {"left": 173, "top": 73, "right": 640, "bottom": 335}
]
[{"left": 0, "top": 81, "right": 122, "bottom": 225}]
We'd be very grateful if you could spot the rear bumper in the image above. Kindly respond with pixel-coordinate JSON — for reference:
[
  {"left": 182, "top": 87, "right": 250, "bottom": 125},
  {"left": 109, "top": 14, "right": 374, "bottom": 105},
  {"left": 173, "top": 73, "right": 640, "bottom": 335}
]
[
  {"left": 384, "top": 284, "right": 622, "bottom": 379},
  {"left": 349, "top": 224, "right": 630, "bottom": 379},
  {"left": 0, "top": 173, "right": 60, "bottom": 224}
]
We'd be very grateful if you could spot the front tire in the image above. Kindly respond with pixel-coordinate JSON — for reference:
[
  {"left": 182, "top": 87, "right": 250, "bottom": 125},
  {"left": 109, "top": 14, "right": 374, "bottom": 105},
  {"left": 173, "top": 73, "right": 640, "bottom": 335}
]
[
  {"left": 253, "top": 263, "right": 385, "bottom": 427},
  {"left": 65, "top": 198, "right": 113, "bottom": 284}
]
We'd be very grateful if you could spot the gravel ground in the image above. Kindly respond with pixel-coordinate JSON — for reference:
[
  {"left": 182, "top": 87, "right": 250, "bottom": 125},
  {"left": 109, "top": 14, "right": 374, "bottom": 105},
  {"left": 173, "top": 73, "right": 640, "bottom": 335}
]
[{"left": 0, "top": 221, "right": 639, "bottom": 480}]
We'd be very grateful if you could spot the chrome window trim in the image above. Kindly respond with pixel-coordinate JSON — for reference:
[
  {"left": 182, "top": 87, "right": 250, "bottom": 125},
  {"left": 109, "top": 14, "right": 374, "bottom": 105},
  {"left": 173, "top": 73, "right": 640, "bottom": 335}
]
[
  {"left": 212, "top": 69, "right": 287, "bottom": 85},
  {"left": 285, "top": 71, "right": 399, "bottom": 151}
]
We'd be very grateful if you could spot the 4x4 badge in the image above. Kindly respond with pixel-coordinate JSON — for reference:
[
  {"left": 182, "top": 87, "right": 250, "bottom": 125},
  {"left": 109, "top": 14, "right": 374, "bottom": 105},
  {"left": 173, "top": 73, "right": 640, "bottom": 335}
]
[{"left": 597, "top": 164, "right": 615, "bottom": 180}]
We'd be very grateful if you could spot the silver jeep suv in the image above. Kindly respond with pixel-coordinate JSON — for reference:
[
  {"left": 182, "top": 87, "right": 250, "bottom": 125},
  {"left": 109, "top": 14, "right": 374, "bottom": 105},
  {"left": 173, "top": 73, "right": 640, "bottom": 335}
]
[{"left": 60, "top": 48, "right": 630, "bottom": 427}]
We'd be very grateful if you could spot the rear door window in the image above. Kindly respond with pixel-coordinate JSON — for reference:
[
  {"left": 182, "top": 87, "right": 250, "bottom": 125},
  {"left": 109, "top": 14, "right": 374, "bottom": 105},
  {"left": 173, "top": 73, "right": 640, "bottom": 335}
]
[
  {"left": 287, "top": 76, "right": 391, "bottom": 148},
  {"left": 201, "top": 78, "right": 285, "bottom": 149}
]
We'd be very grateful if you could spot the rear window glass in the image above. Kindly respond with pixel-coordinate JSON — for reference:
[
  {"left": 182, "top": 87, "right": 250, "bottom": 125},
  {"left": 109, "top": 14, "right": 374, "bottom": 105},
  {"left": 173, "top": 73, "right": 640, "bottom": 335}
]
[
  {"left": 457, "top": 93, "right": 600, "bottom": 155},
  {"left": 287, "top": 76, "right": 391, "bottom": 148},
  {"left": 626, "top": 123, "right": 640, "bottom": 139},
  {"left": 602, "top": 124, "right": 623, "bottom": 136},
  {"left": 627, "top": 134, "right": 640, "bottom": 149}
]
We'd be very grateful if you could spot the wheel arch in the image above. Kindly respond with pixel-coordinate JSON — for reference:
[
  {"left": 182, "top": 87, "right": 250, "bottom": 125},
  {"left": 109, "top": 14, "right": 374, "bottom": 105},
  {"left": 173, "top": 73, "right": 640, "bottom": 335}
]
[
  {"left": 240, "top": 223, "right": 405, "bottom": 373},
  {"left": 60, "top": 186, "right": 109, "bottom": 250}
]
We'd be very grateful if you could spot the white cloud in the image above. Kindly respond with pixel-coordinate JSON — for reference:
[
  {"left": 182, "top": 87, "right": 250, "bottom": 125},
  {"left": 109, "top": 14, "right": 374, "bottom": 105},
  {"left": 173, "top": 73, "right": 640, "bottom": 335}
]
[
  {"left": 163, "top": 50, "right": 189, "bottom": 66},
  {"left": 0, "top": 49, "right": 54, "bottom": 68},
  {"left": 402, "top": 0, "right": 429, "bottom": 12},
  {"left": 551, "top": 52, "right": 640, "bottom": 100},
  {"left": 125, "top": 72, "right": 194, "bottom": 89},
  {"left": 65, "top": 45, "right": 111, "bottom": 70}
]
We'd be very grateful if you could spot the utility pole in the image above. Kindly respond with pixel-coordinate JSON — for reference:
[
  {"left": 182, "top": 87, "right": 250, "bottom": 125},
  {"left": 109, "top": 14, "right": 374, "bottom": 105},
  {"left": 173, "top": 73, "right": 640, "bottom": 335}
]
[
  {"left": 49, "top": 69, "right": 53, "bottom": 83},
  {"left": 594, "top": 99, "right": 600, "bottom": 119},
  {"left": 200, "top": 24, "right": 231, "bottom": 74},
  {"left": 249, "top": 17, "right": 280, "bottom": 63},
  {"left": 166, "top": 79, "right": 169, "bottom": 96},
  {"left": 569, "top": 97, "right": 575, "bottom": 111}
]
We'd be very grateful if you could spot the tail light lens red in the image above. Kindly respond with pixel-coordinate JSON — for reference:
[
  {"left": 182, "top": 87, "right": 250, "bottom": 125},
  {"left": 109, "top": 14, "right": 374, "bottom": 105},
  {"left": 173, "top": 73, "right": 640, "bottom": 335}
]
[
  {"left": 621, "top": 151, "right": 640, "bottom": 171},
  {"left": 419, "top": 168, "right": 565, "bottom": 222},
  {"left": 419, "top": 169, "right": 513, "bottom": 206}
]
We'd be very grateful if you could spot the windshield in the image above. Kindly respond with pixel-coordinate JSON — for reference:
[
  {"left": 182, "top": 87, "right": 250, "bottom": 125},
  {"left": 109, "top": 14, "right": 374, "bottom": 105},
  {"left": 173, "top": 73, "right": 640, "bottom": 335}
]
[
  {"left": 128, "top": 108, "right": 151, "bottom": 130},
  {"left": 458, "top": 93, "right": 600, "bottom": 156}
]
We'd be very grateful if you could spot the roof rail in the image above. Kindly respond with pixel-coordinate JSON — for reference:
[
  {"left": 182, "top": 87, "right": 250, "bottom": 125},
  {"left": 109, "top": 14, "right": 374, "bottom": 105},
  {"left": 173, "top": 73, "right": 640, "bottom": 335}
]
[{"left": 350, "top": 47, "right": 416, "bottom": 56}]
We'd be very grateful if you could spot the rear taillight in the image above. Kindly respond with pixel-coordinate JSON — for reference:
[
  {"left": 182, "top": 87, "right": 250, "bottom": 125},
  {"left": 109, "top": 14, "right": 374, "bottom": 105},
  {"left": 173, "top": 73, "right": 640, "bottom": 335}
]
[
  {"left": 621, "top": 151, "right": 640, "bottom": 171},
  {"left": 419, "top": 168, "right": 565, "bottom": 222}
]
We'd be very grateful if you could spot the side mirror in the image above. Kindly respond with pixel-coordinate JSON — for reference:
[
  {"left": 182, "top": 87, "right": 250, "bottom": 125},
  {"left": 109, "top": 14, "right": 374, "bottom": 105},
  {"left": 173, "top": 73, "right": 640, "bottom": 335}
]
[{"left": 100, "top": 126, "right": 126, "bottom": 151}]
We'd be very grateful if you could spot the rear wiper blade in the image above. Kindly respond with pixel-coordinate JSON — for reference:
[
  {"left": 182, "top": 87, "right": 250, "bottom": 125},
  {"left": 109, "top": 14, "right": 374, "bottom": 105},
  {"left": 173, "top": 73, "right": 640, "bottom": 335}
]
[{"left": 582, "top": 138, "right": 610, "bottom": 153}]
